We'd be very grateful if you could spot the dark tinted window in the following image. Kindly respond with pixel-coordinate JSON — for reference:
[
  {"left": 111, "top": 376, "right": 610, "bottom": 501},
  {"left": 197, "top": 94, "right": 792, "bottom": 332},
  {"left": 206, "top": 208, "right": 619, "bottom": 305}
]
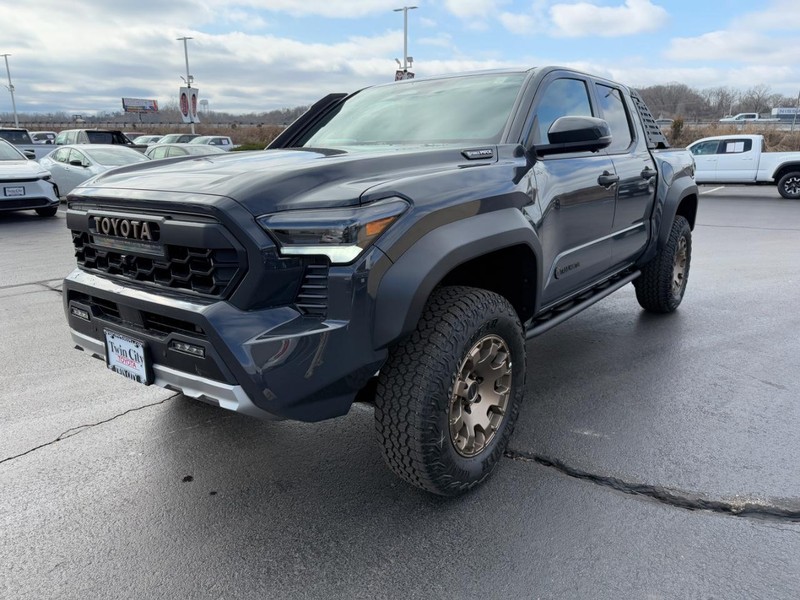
[
  {"left": 595, "top": 84, "right": 632, "bottom": 152},
  {"left": 532, "top": 78, "right": 593, "bottom": 145}
]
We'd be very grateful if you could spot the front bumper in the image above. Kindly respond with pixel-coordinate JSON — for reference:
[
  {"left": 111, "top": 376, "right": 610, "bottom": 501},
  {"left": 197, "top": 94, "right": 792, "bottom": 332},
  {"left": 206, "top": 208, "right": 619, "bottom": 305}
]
[
  {"left": 0, "top": 178, "right": 59, "bottom": 212},
  {"left": 63, "top": 261, "right": 388, "bottom": 422}
]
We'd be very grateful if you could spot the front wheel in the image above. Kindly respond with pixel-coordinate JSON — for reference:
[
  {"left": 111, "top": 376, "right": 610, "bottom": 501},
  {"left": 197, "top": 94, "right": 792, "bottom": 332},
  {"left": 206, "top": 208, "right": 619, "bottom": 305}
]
[
  {"left": 634, "top": 215, "right": 692, "bottom": 313},
  {"left": 777, "top": 172, "right": 800, "bottom": 199},
  {"left": 374, "top": 286, "right": 526, "bottom": 496}
]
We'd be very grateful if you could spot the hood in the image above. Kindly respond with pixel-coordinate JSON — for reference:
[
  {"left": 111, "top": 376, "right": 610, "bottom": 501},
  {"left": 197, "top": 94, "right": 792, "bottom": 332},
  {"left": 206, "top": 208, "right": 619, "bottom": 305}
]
[
  {"left": 76, "top": 146, "right": 497, "bottom": 214},
  {"left": 0, "top": 159, "right": 50, "bottom": 180}
]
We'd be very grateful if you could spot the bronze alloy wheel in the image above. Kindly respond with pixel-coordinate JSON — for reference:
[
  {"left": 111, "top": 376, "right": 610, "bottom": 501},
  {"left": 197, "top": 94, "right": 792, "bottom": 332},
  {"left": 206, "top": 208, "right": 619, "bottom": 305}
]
[
  {"left": 449, "top": 334, "right": 513, "bottom": 457},
  {"left": 672, "top": 235, "right": 688, "bottom": 297}
]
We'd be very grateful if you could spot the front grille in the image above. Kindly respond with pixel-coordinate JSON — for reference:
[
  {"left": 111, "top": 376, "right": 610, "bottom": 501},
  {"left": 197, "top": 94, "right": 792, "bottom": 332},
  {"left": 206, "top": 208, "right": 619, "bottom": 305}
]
[
  {"left": 72, "top": 231, "right": 241, "bottom": 298},
  {"left": 294, "top": 262, "right": 329, "bottom": 317},
  {"left": 142, "top": 312, "right": 206, "bottom": 338}
]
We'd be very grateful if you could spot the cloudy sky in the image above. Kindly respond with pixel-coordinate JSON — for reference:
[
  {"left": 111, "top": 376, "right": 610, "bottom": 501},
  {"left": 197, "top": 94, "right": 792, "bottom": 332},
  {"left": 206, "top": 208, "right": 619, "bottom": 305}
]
[{"left": 2, "top": 0, "right": 798, "bottom": 116}]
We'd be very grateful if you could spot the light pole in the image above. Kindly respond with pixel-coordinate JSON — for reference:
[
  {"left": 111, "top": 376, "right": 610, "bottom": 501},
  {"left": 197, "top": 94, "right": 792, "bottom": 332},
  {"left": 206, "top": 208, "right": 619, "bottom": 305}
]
[
  {"left": 1, "top": 54, "right": 19, "bottom": 128},
  {"left": 176, "top": 36, "right": 195, "bottom": 134},
  {"left": 393, "top": 6, "right": 417, "bottom": 71}
]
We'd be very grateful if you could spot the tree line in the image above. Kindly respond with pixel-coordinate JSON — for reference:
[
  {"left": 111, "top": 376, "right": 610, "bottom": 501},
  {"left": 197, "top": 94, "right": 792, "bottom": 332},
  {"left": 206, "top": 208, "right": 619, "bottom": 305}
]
[{"left": 636, "top": 83, "right": 798, "bottom": 121}]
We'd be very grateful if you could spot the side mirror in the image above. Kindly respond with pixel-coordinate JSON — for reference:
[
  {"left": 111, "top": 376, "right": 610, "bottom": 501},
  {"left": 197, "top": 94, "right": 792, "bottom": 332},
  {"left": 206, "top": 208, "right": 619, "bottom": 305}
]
[
  {"left": 69, "top": 159, "right": 86, "bottom": 167},
  {"left": 23, "top": 150, "right": 36, "bottom": 160},
  {"left": 535, "top": 116, "right": 612, "bottom": 156}
]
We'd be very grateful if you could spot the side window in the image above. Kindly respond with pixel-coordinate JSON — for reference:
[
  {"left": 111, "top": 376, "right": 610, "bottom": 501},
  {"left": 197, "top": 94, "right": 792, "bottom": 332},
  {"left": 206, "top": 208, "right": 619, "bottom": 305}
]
[
  {"left": 690, "top": 141, "right": 720, "bottom": 156},
  {"left": 595, "top": 84, "right": 633, "bottom": 153},
  {"left": 167, "top": 147, "right": 187, "bottom": 157},
  {"left": 531, "top": 78, "right": 593, "bottom": 145},
  {"left": 150, "top": 147, "right": 167, "bottom": 159},
  {"left": 66, "top": 131, "right": 78, "bottom": 144},
  {"left": 53, "top": 148, "right": 70, "bottom": 163},
  {"left": 721, "top": 139, "right": 752, "bottom": 154},
  {"left": 68, "top": 149, "right": 87, "bottom": 166}
]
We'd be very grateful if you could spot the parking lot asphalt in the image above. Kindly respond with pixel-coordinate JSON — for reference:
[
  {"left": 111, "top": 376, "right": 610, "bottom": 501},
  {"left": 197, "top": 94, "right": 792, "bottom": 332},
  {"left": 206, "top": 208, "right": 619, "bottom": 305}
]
[{"left": 2, "top": 188, "right": 799, "bottom": 599}]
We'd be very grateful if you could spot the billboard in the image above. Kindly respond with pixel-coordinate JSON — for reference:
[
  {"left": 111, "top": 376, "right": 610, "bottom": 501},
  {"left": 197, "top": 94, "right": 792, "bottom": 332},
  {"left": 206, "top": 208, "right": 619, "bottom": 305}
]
[
  {"left": 179, "top": 87, "right": 200, "bottom": 123},
  {"left": 122, "top": 97, "right": 159, "bottom": 113}
]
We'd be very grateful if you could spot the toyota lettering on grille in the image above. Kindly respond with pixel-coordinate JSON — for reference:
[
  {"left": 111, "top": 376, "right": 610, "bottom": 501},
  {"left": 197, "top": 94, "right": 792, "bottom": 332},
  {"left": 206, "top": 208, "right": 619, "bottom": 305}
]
[{"left": 91, "top": 216, "right": 160, "bottom": 241}]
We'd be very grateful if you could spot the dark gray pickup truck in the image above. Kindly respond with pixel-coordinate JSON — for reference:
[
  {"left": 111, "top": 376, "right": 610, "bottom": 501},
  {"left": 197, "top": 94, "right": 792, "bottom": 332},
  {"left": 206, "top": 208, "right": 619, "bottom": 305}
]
[{"left": 63, "top": 67, "right": 697, "bottom": 495}]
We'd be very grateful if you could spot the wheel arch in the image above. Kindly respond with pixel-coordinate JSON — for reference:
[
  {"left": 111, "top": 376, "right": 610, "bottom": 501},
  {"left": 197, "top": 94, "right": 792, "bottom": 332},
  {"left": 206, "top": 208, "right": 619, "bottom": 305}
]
[
  {"left": 372, "top": 209, "right": 541, "bottom": 350},
  {"left": 772, "top": 163, "right": 800, "bottom": 182}
]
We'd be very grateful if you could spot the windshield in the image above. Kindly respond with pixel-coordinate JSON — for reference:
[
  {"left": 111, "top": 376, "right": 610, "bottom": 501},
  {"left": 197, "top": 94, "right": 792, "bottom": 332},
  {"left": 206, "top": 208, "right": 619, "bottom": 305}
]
[
  {"left": 0, "top": 129, "right": 33, "bottom": 144},
  {"left": 85, "top": 147, "right": 149, "bottom": 166},
  {"left": 0, "top": 140, "right": 25, "bottom": 160},
  {"left": 300, "top": 73, "right": 527, "bottom": 148}
]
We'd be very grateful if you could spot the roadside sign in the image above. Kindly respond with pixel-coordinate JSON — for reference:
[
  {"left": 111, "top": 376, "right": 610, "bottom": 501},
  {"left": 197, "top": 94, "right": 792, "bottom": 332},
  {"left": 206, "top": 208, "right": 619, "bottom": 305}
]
[{"left": 395, "top": 70, "right": 415, "bottom": 81}]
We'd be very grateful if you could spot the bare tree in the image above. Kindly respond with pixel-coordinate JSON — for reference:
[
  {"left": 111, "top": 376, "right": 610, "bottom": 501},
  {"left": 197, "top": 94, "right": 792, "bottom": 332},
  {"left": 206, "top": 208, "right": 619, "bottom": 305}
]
[{"left": 740, "top": 84, "right": 773, "bottom": 114}]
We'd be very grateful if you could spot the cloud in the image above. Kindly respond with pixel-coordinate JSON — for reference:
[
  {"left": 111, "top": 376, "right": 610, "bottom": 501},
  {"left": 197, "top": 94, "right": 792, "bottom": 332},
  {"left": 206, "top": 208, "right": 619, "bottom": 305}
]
[
  {"left": 498, "top": 12, "right": 537, "bottom": 35},
  {"left": 221, "top": 0, "right": 400, "bottom": 18},
  {"left": 550, "top": 0, "right": 668, "bottom": 37}
]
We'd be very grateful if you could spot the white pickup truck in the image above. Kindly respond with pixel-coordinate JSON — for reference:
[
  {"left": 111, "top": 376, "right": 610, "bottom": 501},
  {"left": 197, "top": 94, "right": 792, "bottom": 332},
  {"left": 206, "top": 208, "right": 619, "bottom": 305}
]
[
  {"left": 688, "top": 134, "right": 800, "bottom": 199},
  {"left": 718, "top": 113, "right": 779, "bottom": 123}
]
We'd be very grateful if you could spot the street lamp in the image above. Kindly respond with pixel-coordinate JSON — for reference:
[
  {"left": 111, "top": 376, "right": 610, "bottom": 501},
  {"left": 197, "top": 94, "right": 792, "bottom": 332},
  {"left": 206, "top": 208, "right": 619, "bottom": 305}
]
[
  {"left": 176, "top": 36, "right": 195, "bottom": 134},
  {"left": 393, "top": 6, "right": 417, "bottom": 71},
  {"left": 1, "top": 54, "right": 19, "bottom": 128}
]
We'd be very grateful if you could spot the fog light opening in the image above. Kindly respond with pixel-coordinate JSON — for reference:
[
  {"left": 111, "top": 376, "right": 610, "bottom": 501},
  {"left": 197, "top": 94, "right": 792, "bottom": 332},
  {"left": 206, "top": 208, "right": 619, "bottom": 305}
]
[
  {"left": 169, "top": 340, "right": 206, "bottom": 358},
  {"left": 70, "top": 306, "right": 90, "bottom": 321}
]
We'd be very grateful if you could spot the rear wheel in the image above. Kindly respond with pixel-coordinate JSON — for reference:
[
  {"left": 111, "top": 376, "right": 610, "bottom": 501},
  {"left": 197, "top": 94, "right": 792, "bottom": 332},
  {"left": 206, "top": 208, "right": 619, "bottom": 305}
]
[
  {"left": 777, "top": 171, "right": 800, "bottom": 199},
  {"left": 36, "top": 206, "right": 58, "bottom": 217},
  {"left": 634, "top": 215, "right": 692, "bottom": 313},
  {"left": 374, "top": 286, "right": 526, "bottom": 496}
]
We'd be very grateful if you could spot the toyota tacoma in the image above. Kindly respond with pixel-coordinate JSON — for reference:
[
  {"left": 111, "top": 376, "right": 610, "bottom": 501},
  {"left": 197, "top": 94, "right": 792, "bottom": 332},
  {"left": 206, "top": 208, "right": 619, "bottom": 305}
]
[{"left": 63, "top": 67, "right": 698, "bottom": 495}]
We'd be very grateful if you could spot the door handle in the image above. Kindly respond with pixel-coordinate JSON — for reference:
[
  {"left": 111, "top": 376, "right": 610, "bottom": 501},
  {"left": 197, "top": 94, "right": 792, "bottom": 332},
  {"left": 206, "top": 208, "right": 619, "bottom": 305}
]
[
  {"left": 640, "top": 167, "right": 657, "bottom": 180},
  {"left": 598, "top": 171, "right": 619, "bottom": 188}
]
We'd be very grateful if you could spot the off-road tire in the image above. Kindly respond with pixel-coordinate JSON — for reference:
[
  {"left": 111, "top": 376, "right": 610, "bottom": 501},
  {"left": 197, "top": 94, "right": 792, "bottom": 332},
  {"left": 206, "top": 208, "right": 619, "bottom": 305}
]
[
  {"left": 36, "top": 206, "right": 58, "bottom": 217},
  {"left": 374, "top": 286, "right": 526, "bottom": 496},
  {"left": 777, "top": 172, "right": 800, "bottom": 199},
  {"left": 634, "top": 215, "right": 691, "bottom": 313}
]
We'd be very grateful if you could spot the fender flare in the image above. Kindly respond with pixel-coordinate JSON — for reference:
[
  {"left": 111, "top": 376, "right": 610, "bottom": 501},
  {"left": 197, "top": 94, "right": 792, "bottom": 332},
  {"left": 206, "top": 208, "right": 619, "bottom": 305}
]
[
  {"left": 373, "top": 208, "right": 541, "bottom": 350},
  {"left": 639, "top": 172, "right": 698, "bottom": 266}
]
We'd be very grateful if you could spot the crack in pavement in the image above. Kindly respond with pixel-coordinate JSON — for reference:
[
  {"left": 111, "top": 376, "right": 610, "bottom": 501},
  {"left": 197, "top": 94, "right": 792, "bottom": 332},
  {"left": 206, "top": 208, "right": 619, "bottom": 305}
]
[
  {"left": 505, "top": 448, "right": 800, "bottom": 524},
  {"left": 0, "top": 394, "right": 180, "bottom": 466},
  {"left": 0, "top": 278, "right": 64, "bottom": 291}
]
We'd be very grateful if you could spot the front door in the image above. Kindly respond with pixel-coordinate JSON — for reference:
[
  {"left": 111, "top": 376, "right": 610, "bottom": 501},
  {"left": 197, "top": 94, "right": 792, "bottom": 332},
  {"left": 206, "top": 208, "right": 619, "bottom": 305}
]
[{"left": 525, "top": 74, "right": 617, "bottom": 307}]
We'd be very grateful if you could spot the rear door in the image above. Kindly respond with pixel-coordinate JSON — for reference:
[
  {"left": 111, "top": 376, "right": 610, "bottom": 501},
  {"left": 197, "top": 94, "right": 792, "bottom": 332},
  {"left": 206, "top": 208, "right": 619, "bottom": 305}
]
[
  {"left": 592, "top": 81, "right": 657, "bottom": 266},
  {"left": 714, "top": 138, "right": 757, "bottom": 182}
]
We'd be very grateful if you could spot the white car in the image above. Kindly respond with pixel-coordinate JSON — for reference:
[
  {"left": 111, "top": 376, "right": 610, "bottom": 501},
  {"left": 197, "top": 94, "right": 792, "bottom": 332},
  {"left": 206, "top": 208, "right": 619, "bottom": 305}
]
[
  {"left": 189, "top": 135, "right": 236, "bottom": 150},
  {"left": 0, "top": 139, "right": 60, "bottom": 217},
  {"left": 39, "top": 144, "right": 150, "bottom": 196}
]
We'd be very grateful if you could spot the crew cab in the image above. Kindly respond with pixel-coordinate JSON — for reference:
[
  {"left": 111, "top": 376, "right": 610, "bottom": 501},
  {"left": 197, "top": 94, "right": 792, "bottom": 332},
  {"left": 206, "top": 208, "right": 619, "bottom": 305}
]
[
  {"left": 0, "top": 128, "right": 53, "bottom": 160},
  {"left": 55, "top": 129, "right": 147, "bottom": 152},
  {"left": 62, "top": 67, "right": 698, "bottom": 495},
  {"left": 688, "top": 134, "right": 800, "bottom": 198}
]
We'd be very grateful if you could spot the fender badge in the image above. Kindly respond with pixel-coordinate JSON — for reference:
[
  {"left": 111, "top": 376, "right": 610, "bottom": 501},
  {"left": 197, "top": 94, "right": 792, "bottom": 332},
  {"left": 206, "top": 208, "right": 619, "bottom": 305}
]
[{"left": 462, "top": 148, "right": 494, "bottom": 160}]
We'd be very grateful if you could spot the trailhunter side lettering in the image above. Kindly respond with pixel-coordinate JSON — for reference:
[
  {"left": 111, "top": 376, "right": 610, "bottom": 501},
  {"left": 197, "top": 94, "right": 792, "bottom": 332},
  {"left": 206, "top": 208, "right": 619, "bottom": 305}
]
[{"left": 63, "top": 67, "right": 698, "bottom": 495}]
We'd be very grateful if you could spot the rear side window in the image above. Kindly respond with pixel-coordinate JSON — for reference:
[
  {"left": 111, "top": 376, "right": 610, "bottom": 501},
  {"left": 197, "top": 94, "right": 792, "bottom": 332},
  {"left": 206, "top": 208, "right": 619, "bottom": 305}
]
[
  {"left": 595, "top": 84, "right": 633, "bottom": 153},
  {"left": 721, "top": 139, "right": 752, "bottom": 154}
]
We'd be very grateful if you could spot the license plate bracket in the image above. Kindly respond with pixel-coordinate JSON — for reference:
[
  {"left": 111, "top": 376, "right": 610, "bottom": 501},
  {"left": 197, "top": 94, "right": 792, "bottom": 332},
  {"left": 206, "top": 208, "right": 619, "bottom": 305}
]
[
  {"left": 4, "top": 186, "right": 25, "bottom": 197},
  {"left": 104, "top": 330, "right": 153, "bottom": 385}
]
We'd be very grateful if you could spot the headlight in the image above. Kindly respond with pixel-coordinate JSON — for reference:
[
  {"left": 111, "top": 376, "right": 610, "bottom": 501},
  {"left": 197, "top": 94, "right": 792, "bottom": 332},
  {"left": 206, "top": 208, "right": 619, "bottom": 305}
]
[{"left": 257, "top": 198, "right": 408, "bottom": 264}]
